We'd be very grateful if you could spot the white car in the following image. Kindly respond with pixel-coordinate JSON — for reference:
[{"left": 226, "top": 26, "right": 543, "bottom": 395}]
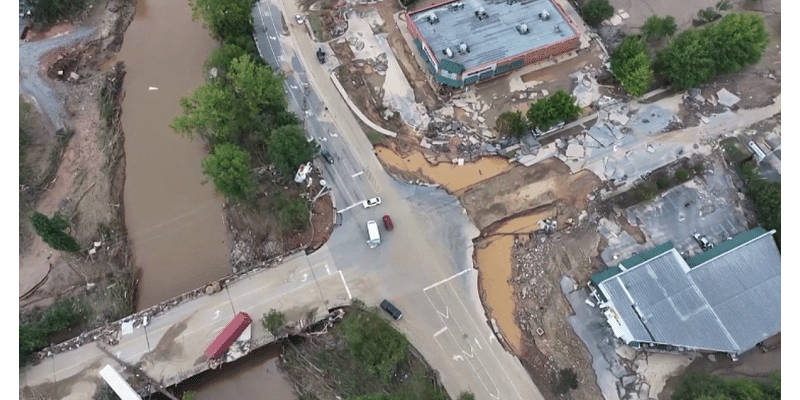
[
  {"left": 363, "top": 197, "right": 381, "bottom": 208},
  {"left": 295, "top": 13, "right": 305, "bottom": 24}
]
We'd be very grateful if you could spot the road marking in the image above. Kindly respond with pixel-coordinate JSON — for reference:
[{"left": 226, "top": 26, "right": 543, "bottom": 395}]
[
  {"left": 302, "top": 273, "right": 308, "bottom": 282},
  {"left": 338, "top": 270, "right": 352, "bottom": 300},
  {"left": 475, "top": 338, "right": 483, "bottom": 350},
  {"left": 213, "top": 310, "right": 220, "bottom": 320},
  {"left": 436, "top": 306, "right": 450, "bottom": 319},
  {"left": 339, "top": 202, "right": 363, "bottom": 212},
  {"left": 423, "top": 268, "right": 472, "bottom": 291},
  {"left": 434, "top": 326, "right": 448, "bottom": 337},
  {"left": 351, "top": 171, "right": 363, "bottom": 178},
  {"left": 453, "top": 355, "right": 464, "bottom": 361}
]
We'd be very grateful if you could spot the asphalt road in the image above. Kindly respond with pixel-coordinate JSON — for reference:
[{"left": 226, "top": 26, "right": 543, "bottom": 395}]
[{"left": 252, "top": 1, "right": 545, "bottom": 398}]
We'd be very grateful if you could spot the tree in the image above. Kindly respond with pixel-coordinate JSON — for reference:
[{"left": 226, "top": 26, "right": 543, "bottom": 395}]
[
  {"left": 170, "top": 81, "right": 245, "bottom": 143},
  {"left": 267, "top": 125, "right": 319, "bottom": 178},
  {"left": 189, "top": 0, "right": 253, "bottom": 43},
  {"left": 675, "top": 168, "right": 689, "bottom": 181},
  {"left": 747, "top": 179, "right": 780, "bottom": 247},
  {"left": 581, "top": 0, "right": 615, "bottom": 27},
  {"left": 641, "top": 15, "right": 677, "bottom": 40},
  {"left": 672, "top": 372, "right": 780, "bottom": 400},
  {"left": 494, "top": 110, "right": 527, "bottom": 137},
  {"left": 229, "top": 54, "right": 287, "bottom": 119},
  {"left": 635, "top": 182, "right": 656, "bottom": 202},
  {"left": 656, "top": 176, "right": 670, "bottom": 189},
  {"left": 204, "top": 42, "right": 248, "bottom": 76},
  {"left": 457, "top": 392, "right": 476, "bottom": 400},
  {"left": 706, "top": 13, "right": 769, "bottom": 75},
  {"left": 610, "top": 35, "right": 653, "bottom": 96},
  {"left": 526, "top": 90, "right": 582, "bottom": 131},
  {"left": 655, "top": 29, "right": 716, "bottom": 89},
  {"left": 261, "top": 309, "right": 286, "bottom": 335},
  {"left": 341, "top": 307, "right": 409, "bottom": 382},
  {"left": 29, "top": 212, "right": 80, "bottom": 252},
  {"left": 201, "top": 143, "right": 254, "bottom": 202},
  {"left": 274, "top": 193, "right": 310, "bottom": 231},
  {"left": 21, "top": 0, "right": 89, "bottom": 27}
]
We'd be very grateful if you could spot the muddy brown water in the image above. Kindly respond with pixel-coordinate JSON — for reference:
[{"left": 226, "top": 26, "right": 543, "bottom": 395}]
[
  {"left": 118, "top": 0, "right": 230, "bottom": 310},
  {"left": 376, "top": 147, "right": 512, "bottom": 193}
]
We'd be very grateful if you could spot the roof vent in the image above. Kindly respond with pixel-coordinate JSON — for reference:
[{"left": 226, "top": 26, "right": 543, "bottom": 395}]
[
  {"left": 428, "top": 13, "right": 439, "bottom": 24},
  {"left": 443, "top": 48, "right": 454, "bottom": 58},
  {"left": 554, "top": 24, "right": 561, "bottom": 34},
  {"left": 457, "top": 43, "right": 470, "bottom": 54},
  {"left": 448, "top": 2, "right": 464, "bottom": 11},
  {"left": 516, "top": 23, "right": 529, "bottom": 34},
  {"left": 539, "top": 10, "right": 550, "bottom": 20},
  {"left": 474, "top": 7, "right": 488, "bottom": 20}
]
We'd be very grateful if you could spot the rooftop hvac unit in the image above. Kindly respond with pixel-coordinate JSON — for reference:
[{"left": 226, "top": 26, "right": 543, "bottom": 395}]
[
  {"left": 448, "top": 2, "right": 464, "bottom": 11},
  {"left": 443, "top": 48, "right": 454, "bottom": 58},
  {"left": 428, "top": 13, "right": 439, "bottom": 24},
  {"left": 458, "top": 43, "right": 469, "bottom": 54},
  {"left": 539, "top": 10, "right": 550, "bottom": 20},
  {"left": 516, "top": 23, "right": 529, "bottom": 34},
  {"left": 554, "top": 24, "right": 561, "bottom": 33},
  {"left": 474, "top": 7, "right": 488, "bottom": 20}
]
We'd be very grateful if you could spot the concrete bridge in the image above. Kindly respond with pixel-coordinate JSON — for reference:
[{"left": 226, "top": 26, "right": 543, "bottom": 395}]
[{"left": 19, "top": 245, "right": 351, "bottom": 399}]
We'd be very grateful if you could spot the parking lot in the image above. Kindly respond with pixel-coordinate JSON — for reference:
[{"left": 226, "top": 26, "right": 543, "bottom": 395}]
[{"left": 601, "top": 155, "right": 750, "bottom": 264}]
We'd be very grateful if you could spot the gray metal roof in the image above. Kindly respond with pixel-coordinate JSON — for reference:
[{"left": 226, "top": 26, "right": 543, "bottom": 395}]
[
  {"left": 598, "top": 229, "right": 781, "bottom": 353},
  {"left": 410, "top": 0, "right": 577, "bottom": 72}
]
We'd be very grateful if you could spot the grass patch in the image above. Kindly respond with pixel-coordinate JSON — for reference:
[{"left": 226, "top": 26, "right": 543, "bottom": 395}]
[
  {"left": 308, "top": 12, "right": 326, "bottom": 42},
  {"left": 281, "top": 301, "right": 449, "bottom": 400},
  {"left": 364, "top": 127, "right": 387, "bottom": 145},
  {"left": 20, "top": 298, "right": 90, "bottom": 367},
  {"left": 720, "top": 137, "right": 750, "bottom": 164}
]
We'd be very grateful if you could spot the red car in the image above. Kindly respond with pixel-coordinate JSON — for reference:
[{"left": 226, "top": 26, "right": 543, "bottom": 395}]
[{"left": 382, "top": 215, "right": 393, "bottom": 230}]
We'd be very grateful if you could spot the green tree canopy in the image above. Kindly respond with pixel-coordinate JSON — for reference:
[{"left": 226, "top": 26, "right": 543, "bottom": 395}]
[
  {"left": 747, "top": 178, "right": 780, "bottom": 248},
  {"left": 494, "top": 110, "right": 527, "bottom": 137},
  {"left": 22, "top": 0, "right": 88, "bottom": 27},
  {"left": 610, "top": 35, "right": 653, "bottom": 96},
  {"left": 274, "top": 193, "right": 309, "bottom": 231},
  {"left": 170, "top": 82, "right": 245, "bottom": 143},
  {"left": 656, "top": 13, "right": 769, "bottom": 89},
  {"left": 189, "top": 0, "right": 253, "bottom": 43},
  {"left": 581, "top": 0, "right": 615, "bottom": 27},
  {"left": 526, "top": 90, "right": 582, "bottom": 131},
  {"left": 229, "top": 54, "right": 287, "bottom": 119},
  {"left": 341, "top": 307, "right": 409, "bottom": 382},
  {"left": 672, "top": 372, "right": 780, "bottom": 400},
  {"left": 201, "top": 143, "right": 254, "bottom": 201},
  {"left": 655, "top": 29, "right": 716, "bottom": 89},
  {"left": 29, "top": 212, "right": 80, "bottom": 252},
  {"left": 204, "top": 43, "right": 248, "bottom": 76},
  {"left": 642, "top": 15, "right": 677, "bottom": 40},
  {"left": 267, "top": 125, "right": 319, "bottom": 178},
  {"left": 706, "top": 13, "right": 770, "bottom": 75}
]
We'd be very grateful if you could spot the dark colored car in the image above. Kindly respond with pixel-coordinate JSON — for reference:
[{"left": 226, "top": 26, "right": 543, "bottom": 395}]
[
  {"left": 316, "top": 48, "right": 326, "bottom": 64},
  {"left": 382, "top": 215, "right": 393, "bottom": 230},
  {"left": 380, "top": 300, "right": 402, "bottom": 320},
  {"left": 320, "top": 150, "right": 334, "bottom": 164}
]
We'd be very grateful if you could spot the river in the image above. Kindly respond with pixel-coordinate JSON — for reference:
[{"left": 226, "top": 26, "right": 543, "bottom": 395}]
[{"left": 118, "top": 0, "right": 231, "bottom": 310}]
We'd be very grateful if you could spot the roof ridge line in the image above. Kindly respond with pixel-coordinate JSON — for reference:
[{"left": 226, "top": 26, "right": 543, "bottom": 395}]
[{"left": 690, "top": 229, "right": 776, "bottom": 270}]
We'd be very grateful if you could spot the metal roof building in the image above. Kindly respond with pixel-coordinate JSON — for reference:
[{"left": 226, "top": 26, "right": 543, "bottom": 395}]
[
  {"left": 406, "top": 0, "right": 581, "bottom": 87},
  {"left": 591, "top": 227, "right": 781, "bottom": 355}
]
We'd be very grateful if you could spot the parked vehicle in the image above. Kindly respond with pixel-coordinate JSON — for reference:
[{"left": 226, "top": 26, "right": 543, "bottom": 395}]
[
  {"left": 363, "top": 197, "right": 381, "bottom": 208},
  {"left": 380, "top": 300, "right": 402, "bottom": 320},
  {"left": 692, "top": 233, "right": 712, "bottom": 250},
  {"left": 320, "top": 150, "right": 334, "bottom": 164},
  {"left": 204, "top": 312, "right": 252, "bottom": 359},
  {"left": 367, "top": 220, "right": 381, "bottom": 248},
  {"left": 382, "top": 215, "right": 393, "bottom": 230},
  {"left": 316, "top": 48, "right": 326, "bottom": 64},
  {"left": 295, "top": 13, "right": 304, "bottom": 24}
]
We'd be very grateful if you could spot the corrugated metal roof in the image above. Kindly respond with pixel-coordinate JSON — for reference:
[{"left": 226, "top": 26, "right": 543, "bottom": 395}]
[
  {"left": 618, "top": 242, "right": 674, "bottom": 270},
  {"left": 590, "top": 266, "right": 622, "bottom": 286},
  {"left": 598, "top": 229, "right": 780, "bottom": 353},
  {"left": 687, "top": 227, "right": 768, "bottom": 268}
]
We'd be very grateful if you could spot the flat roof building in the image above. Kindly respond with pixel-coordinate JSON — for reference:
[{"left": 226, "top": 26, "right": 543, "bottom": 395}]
[
  {"left": 590, "top": 228, "right": 781, "bottom": 356},
  {"left": 406, "top": 0, "right": 580, "bottom": 87}
]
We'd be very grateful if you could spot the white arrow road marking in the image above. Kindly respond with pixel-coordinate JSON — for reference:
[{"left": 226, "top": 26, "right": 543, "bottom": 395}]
[
  {"left": 453, "top": 355, "right": 464, "bottom": 361},
  {"left": 302, "top": 273, "right": 308, "bottom": 282},
  {"left": 289, "top": 85, "right": 298, "bottom": 89},
  {"left": 436, "top": 306, "right": 450, "bottom": 319},
  {"left": 475, "top": 338, "right": 483, "bottom": 350},
  {"left": 434, "top": 326, "right": 448, "bottom": 337},
  {"left": 462, "top": 346, "right": 474, "bottom": 358},
  {"left": 351, "top": 171, "right": 363, "bottom": 178},
  {"left": 213, "top": 310, "right": 220, "bottom": 320},
  {"left": 269, "top": 35, "right": 277, "bottom": 40}
]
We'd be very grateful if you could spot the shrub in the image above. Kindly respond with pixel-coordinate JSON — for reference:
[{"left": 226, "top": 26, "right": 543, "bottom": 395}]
[
  {"left": 341, "top": 306, "right": 409, "bottom": 382},
  {"left": 20, "top": 299, "right": 88, "bottom": 366},
  {"left": 457, "top": 392, "right": 476, "bottom": 400},
  {"left": 201, "top": 143, "right": 254, "bottom": 202},
  {"left": 29, "top": 212, "right": 80, "bottom": 252},
  {"left": 582, "top": 0, "right": 615, "bottom": 27},
  {"left": 656, "top": 176, "right": 670, "bottom": 189},
  {"left": 553, "top": 368, "right": 579, "bottom": 395},
  {"left": 21, "top": 0, "right": 89, "bottom": 26},
  {"left": 635, "top": 183, "right": 656, "bottom": 202},
  {"left": 675, "top": 169, "right": 690, "bottom": 181},
  {"left": 693, "top": 162, "right": 704, "bottom": 174},
  {"left": 494, "top": 110, "right": 527, "bottom": 137},
  {"left": 274, "top": 193, "right": 310, "bottom": 232},
  {"left": 262, "top": 309, "right": 286, "bottom": 335},
  {"left": 526, "top": 90, "right": 582, "bottom": 131},
  {"left": 642, "top": 15, "right": 677, "bottom": 40}
]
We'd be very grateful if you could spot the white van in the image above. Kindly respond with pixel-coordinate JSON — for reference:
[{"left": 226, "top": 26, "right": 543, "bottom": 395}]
[{"left": 367, "top": 220, "right": 381, "bottom": 248}]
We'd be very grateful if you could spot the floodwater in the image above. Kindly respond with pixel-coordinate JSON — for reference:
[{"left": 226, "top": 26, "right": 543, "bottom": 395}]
[
  {"left": 118, "top": 0, "right": 231, "bottom": 310},
  {"left": 375, "top": 147, "right": 512, "bottom": 193},
  {"left": 474, "top": 210, "right": 552, "bottom": 355}
]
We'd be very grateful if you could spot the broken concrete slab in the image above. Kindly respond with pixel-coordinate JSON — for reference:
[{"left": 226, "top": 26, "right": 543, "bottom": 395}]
[
  {"left": 716, "top": 88, "right": 741, "bottom": 107},
  {"left": 566, "top": 143, "right": 585, "bottom": 158}
]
